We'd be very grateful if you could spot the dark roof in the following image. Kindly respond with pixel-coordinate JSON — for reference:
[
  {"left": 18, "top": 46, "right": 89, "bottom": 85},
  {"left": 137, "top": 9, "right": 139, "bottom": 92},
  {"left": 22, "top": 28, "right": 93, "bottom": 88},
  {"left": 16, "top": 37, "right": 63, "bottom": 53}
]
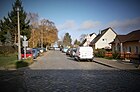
[
  {"left": 80, "top": 39, "right": 86, "bottom": 46},
  {"left": 117, "top": 35, "right": 128, "bottom": 42},
  {"left": 90, "top": 27, "right": 114, "bottom": 45},
  {"left": 126, "top": 30, "right": 140, "bottom": 42},
  {"left": 89, "top": 33, "right": 96, "bottom": 36},
  {"left": 112, "top": 29, "right": 140, "bottom": 43}
]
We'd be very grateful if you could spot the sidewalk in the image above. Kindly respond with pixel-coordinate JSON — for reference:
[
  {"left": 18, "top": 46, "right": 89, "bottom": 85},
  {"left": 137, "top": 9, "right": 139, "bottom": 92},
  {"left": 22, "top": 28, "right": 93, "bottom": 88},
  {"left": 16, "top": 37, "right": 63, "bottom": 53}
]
[{"left": 94, "top": 58, "right": 140, "bottom": 70}]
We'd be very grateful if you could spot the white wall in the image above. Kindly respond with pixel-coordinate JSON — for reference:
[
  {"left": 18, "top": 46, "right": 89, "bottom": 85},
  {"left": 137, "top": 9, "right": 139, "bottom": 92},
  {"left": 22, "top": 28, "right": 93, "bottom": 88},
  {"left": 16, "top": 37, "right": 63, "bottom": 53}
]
[{"left": 95, "top": 28, "right": 116, "bottom": 49}]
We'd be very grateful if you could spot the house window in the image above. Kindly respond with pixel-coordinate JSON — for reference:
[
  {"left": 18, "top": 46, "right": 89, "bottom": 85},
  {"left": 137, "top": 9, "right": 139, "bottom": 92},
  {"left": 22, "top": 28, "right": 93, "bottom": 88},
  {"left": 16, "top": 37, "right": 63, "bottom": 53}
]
[
  {"left": 102, "top": 39, "right": 107, "bottom": 43},
  {"left": 128, "top": 46, "right": 131, "bottom": 52},
  {"left": 135, "top": 46, "right": 138, "bottom": 54}
]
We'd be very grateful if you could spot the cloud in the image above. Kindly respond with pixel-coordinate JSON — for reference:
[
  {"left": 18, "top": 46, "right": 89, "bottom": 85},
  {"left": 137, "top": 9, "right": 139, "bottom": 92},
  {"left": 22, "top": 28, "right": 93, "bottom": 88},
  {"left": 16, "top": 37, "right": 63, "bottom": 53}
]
[
  {"left": 57, "top": 20, "right": 76, "bottom": 31},
  {"left": 78, "top": 20, "right": 100, "bottom": 30},
  {"left": 107, "top": 17, "right": 140, "bottom": 32}
]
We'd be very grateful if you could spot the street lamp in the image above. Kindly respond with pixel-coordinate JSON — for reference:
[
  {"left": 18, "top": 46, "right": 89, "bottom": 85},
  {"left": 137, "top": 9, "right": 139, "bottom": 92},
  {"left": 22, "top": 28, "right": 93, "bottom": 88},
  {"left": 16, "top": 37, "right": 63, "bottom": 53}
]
[{"left": 17, "top": 7, "right": 21, "bottom": 60}]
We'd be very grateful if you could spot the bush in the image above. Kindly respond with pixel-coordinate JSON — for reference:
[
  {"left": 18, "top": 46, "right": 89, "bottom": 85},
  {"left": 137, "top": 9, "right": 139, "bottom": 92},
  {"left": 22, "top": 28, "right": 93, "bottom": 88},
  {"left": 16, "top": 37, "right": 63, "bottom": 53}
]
[
  {"left": 94, "top": 49, "right": 106, "bottom": 58},
  {"left": 16, "top": 58, "right": 33, "bottom": 69},
  {"left": 112, "top": 52, "right": 120, "bottom": 59},
  {"left": 0, "top": 46, "right": 17, "bottom": 56}
]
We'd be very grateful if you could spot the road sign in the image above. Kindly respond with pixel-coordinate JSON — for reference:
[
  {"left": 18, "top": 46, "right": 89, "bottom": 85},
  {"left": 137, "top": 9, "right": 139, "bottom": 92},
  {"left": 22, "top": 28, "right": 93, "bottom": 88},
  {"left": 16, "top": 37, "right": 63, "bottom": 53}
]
[{"left": 23, "top": 41, "right": 28, "bottom": 47}]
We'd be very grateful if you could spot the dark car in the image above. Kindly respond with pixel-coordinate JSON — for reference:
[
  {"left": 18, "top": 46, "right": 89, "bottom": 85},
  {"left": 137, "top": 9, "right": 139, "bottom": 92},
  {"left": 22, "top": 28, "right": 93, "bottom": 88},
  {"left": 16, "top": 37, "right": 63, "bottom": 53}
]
[
  {"left": 70, "top": 48, "right": 77, "bottom": 57},
  {"left": 32, "top": 49, "right": 38, "bottom": 59},
  {"left": 66, "top": 48, "right": 72, "bottom": 56}
]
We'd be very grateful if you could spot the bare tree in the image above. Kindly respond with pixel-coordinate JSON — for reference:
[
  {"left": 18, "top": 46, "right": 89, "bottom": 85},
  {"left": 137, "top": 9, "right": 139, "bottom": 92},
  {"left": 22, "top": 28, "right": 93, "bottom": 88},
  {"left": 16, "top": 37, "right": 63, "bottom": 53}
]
[{"left": 79, "top": 34, "right": 86, "bottom": 42}]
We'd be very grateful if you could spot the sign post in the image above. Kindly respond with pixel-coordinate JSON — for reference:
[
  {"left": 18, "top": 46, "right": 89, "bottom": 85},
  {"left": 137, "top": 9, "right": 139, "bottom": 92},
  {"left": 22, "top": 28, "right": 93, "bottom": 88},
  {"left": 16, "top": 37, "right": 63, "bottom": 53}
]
[{"left": 23, "top": 36, "right": 28, "bottom": 59}]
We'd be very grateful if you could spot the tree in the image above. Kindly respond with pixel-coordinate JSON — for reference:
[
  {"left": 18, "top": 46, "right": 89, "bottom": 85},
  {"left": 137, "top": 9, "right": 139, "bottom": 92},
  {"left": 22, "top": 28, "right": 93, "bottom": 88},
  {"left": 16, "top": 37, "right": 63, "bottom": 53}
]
[
  {"left": 74, "top": 39, "right": 80, "bottom": 46},
  {"left": 28, "top": 18, "right": 58, "bottom": 48},
  {"left": 79, "top": 34, "right": 86, "bottom": 42},
  {"left": 4, "top": 31, "right": 12, "bottom": 46},
  {"left": 8, "top": 0, "right": 30, "bottom": 44},
  {"left": 63, "top": 33, "right": 72, "bottom": 47},
  {"left": 0, "top": 17, "right": 11, "bottom": 44},
  {"left": 27, "top": 12, "right": 39, "bottom": 29},
  {"left": 27, "top": 12, "right": 39, "bottom": 47},
  {"left": 40, "top": 19, "right": 58, "bottom": 47}
]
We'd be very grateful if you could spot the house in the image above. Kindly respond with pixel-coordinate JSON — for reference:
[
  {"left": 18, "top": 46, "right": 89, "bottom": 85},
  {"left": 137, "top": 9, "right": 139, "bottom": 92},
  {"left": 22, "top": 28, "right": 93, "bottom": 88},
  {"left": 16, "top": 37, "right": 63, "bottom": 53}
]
[
  {"left": 111, "top": 30, "right": 140, "bottom": 59},
  {"left": 90, "top": 27, "right": 117, "bottom": 50},
  {"left": 81, "top": 33, "right": 96, "bottom": 46}
]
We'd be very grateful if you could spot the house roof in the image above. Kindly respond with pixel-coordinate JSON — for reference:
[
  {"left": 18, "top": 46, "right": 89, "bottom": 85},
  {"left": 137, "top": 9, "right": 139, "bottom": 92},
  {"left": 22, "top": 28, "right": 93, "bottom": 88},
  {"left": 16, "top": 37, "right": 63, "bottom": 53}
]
[
  {"left": 89, "top": 32, "right": 96, "bottom": 36},
  {"left": 126, "top": 30, "right": 140, "bottom": 42},
  {"left": 111, "top": 29, "right": 140, "bottom": 43},
  {"left": 117, "top": 35, "right": 128, "bottom": 42},
  {"left": 90, "top": 27, "right": 115, "bottom": 45}
]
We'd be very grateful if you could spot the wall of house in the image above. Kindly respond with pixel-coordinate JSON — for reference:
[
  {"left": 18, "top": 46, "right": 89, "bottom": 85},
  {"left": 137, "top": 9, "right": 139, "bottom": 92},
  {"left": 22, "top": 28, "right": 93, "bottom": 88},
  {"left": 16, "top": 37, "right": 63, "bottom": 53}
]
[
  {"left": 123, "top": 41, "right": 140, "bottom": 54},
  {"left": 95, "top": 28, "right": 117, "bottom": 49}
]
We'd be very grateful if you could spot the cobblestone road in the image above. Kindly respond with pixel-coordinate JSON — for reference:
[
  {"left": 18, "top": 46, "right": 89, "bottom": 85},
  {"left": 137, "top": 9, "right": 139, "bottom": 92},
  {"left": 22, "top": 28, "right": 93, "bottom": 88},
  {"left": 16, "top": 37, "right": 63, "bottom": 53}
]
[
  {"left": 24, "top": 51, "right": 140, "bottom": 92},
  {"left": 1, "top": 51, "right": 140, "bottom": 92}
]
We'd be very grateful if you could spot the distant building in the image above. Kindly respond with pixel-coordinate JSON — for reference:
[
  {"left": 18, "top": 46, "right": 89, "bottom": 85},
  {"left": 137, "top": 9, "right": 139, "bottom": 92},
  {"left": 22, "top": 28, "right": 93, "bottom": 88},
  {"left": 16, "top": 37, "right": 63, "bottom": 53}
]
[
  {"left": 90, "top": 27, "right": 117, "bottom": 50},
  {"left": 81, "top": 33, "right": 97, "bottom": 46}
]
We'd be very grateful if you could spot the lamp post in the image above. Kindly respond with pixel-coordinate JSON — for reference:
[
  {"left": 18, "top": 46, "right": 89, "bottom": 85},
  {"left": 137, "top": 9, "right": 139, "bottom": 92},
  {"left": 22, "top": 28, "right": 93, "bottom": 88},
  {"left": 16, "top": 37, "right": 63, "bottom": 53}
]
[{"left": 17, "top": 7, "right": 21, "bottom": 60}]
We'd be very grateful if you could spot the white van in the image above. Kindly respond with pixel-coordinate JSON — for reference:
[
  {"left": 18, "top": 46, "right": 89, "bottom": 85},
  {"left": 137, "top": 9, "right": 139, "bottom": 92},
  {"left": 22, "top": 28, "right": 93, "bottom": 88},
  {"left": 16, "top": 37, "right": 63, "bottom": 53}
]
[{"left": 74, "top": 46, "right": 94, "bottom": 61}]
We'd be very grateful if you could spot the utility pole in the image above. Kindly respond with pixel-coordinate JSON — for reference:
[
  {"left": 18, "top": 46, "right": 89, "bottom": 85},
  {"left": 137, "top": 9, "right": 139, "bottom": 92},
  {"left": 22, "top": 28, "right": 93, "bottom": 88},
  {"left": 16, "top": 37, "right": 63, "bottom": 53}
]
[{"left": 17, "top": 7, "right": 21, "bottom": 60}]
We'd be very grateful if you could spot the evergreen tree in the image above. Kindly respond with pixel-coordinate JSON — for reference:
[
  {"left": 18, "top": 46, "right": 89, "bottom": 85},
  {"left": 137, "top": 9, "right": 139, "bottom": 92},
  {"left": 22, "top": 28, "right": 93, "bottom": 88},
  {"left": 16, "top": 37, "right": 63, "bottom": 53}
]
[
  {"left": 74, "top": 39, "right": 80, "bottom": 45},
  {"left": 4, "top": 31, "right": 12, "bottom": 46},
  {"left": 0, "top": 17, "right": 11, "bottom": 44},
  {"left": 63, "top": 33, "right": 72, "bottom": 47},
  {"left": 0, "top": 0, "right": 30, "bottom": 45},
  {"left": 8, "top": 0, "right": 30, "bottom": 43}
]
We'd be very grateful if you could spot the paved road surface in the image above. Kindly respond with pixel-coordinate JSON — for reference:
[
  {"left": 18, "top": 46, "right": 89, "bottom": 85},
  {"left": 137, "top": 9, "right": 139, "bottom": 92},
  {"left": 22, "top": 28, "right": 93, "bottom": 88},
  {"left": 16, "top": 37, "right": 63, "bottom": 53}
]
[
  {"left": 25, "top": 51, "right": 140, "bottom": 92},
  {"left": 0, "top": 50, "right": 140, "bottom": 92}
]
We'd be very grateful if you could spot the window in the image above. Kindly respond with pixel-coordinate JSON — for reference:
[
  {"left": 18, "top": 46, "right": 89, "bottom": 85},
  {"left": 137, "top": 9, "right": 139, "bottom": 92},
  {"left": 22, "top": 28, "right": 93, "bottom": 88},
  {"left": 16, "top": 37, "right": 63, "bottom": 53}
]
[
  {"left": 128, "top": 46, "right": 131, "bottom": 52},
  {"left": 102, "top": 38, "right": 107, "bottom": 43},
  {"left": 135, "top": 46, "right": 138, "bottom": 54}
]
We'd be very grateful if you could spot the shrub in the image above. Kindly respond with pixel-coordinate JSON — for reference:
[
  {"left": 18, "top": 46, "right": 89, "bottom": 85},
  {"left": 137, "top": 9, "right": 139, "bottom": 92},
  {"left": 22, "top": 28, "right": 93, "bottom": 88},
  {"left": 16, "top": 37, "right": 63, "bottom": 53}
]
[
  {"left": 94, "top": 49, "right": 106, "bottom": 58},
  {"left": 112, "top": 52, "right": 120, "bottom": 59},
  {"left": 0, "top": 46, "right": 17, "bottom": 56}
]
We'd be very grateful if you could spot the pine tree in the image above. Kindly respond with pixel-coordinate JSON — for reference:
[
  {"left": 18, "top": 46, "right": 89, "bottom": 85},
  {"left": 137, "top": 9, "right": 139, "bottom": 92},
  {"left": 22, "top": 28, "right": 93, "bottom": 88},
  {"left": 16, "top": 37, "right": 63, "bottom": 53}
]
[
  {"left": 8, "top": 0, "right": 30, "bottom": 44},
  {"left": 4, "top": 31, "right": 12, "bottom": 46},
  {"left": 63, "top": 33, "right": 72, "bottom": 47},
  {"left": 0, "top": 17, "right": 11, "bottom": 44},
  {"left": 0, "top": 0, "right": 30, "bottom": 45}
]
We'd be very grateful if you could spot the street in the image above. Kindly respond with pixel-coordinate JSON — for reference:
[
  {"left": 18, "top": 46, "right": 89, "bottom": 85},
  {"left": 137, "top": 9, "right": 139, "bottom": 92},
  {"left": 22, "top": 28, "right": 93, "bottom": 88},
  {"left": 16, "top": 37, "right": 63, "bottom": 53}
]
[{"left": 1, "top": 50, "right": 140, "bottom": 92}]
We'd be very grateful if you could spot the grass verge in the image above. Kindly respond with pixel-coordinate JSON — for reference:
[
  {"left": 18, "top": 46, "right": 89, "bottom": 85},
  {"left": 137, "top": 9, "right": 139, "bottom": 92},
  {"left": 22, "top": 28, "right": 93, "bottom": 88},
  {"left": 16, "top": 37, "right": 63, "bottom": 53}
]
[{"left": 0, "top": 53, "right": 33, "bottom": 69}]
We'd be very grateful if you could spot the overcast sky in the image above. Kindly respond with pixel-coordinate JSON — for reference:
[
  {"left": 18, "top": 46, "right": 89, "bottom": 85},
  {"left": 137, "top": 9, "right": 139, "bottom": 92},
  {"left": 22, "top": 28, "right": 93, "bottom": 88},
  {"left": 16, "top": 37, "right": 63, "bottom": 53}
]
[{"left": 0, "top": 0, "right": 140, "bottom": 41}]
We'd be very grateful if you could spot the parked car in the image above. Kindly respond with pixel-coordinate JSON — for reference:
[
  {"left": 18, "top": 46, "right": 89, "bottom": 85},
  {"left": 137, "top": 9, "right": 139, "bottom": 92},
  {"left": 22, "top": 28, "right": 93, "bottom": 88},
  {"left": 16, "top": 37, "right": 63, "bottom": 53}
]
[
  {"left": 62, "top": 48, "right": 69, "bottom": 53},
  {"left": 43, "top": 48, "right": 47, "bottom": 52},
  {"left": 74, "top": 46, "right": 94, "bottom": 61},
  {"left": 21, "top": 49, "right": 33, "bottom": 59},
  {"left": 32, "top": 49, "right": 38, "bottom": 59},
  {"left": 66, "top": 48, "right": 72, "bottom": 56},
  {"left": 54, "top": 47, "right": 60, "bottom": 51},
  {"left": 70, "top": 48, "right": 77, "bottom": 57},
  {"left": 37, "top": 48, "right": 44, "bottom": 53}
]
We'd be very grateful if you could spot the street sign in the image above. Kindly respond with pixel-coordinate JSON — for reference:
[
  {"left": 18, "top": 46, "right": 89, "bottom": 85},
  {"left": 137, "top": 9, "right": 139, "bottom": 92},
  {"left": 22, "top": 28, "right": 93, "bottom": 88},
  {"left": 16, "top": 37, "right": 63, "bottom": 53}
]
[{"left": 23, "top": 41, "right": 28, "bottom": 47}]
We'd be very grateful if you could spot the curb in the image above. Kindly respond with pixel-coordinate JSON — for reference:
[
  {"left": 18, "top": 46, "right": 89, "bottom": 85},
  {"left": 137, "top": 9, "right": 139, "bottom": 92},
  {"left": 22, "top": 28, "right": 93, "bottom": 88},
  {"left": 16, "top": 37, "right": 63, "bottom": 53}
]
[{"left": 93, "top": 60, "right": 119, "bottom": 69}]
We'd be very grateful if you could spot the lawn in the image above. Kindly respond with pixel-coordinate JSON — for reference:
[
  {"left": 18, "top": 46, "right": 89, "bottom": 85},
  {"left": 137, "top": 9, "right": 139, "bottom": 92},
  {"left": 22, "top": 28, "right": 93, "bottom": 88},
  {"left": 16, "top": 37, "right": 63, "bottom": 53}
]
[{"left": 0, "top": 53, "right": 33, "bottom": 69}]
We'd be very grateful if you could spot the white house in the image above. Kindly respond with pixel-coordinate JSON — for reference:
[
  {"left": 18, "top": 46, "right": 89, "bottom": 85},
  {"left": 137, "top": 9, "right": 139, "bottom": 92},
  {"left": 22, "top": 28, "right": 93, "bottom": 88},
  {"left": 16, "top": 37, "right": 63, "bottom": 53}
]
[
  {"left": 90, "top": 27, "right": 117, "bottom": 49},
  {"left": 82, "top": 33, "right": 97, "bottom": 46}
]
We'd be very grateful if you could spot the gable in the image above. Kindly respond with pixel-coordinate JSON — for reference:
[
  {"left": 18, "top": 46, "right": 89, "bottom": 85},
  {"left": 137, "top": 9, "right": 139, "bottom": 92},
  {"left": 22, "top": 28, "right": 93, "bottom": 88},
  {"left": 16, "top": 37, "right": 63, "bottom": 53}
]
[{"left": 90, "top": 27, "right": 116, "bottom": 44}]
